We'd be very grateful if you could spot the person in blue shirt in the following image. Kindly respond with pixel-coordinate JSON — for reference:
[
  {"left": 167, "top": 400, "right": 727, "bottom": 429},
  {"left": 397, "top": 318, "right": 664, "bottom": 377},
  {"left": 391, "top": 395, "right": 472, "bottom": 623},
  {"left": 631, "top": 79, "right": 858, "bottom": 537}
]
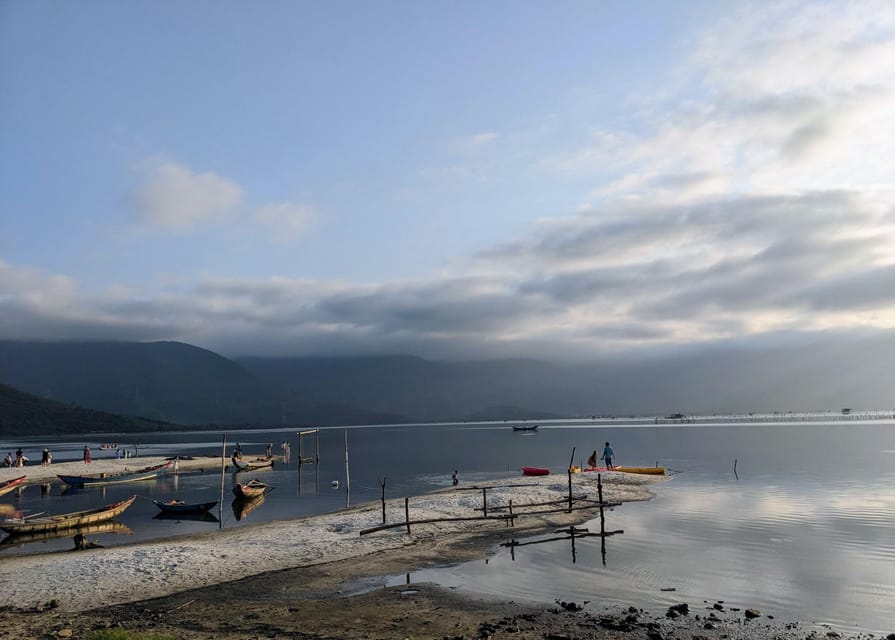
[{"left": 600, "top": 442, "right": 615, "bottom": 469}]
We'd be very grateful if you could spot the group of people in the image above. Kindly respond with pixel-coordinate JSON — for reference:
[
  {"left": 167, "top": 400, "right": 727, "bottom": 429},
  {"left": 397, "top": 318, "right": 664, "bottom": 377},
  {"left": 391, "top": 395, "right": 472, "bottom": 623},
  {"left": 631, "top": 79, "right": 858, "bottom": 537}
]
[{"left": 2, "top": 448, "right": 29, "bottom": 467}]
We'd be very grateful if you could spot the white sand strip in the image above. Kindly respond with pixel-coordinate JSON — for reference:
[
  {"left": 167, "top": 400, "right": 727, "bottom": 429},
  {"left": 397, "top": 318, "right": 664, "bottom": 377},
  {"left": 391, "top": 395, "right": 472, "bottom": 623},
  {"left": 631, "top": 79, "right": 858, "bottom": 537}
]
[{"left": 0, "top": 473, "right": 658, "bottom": 612}]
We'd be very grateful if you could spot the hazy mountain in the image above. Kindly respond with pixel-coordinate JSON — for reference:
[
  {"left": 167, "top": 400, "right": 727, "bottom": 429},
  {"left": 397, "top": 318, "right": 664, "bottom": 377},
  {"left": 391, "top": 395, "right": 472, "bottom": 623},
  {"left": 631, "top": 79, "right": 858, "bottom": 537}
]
[
  {"left": 0, "top": 341, "right": 411, "bottom": 428},
  {"left": 1, "top": 331, "right": 893, "bottom": 432},
  {"left": 0, "top": 382, "right": 173, "bottom": 436}
]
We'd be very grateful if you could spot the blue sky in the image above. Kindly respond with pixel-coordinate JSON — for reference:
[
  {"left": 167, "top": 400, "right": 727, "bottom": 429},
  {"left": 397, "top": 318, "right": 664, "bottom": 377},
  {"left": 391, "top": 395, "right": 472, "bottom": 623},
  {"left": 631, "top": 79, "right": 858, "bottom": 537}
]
[{"left": 2, "top": 1, "right": 894, "bottom": 359}]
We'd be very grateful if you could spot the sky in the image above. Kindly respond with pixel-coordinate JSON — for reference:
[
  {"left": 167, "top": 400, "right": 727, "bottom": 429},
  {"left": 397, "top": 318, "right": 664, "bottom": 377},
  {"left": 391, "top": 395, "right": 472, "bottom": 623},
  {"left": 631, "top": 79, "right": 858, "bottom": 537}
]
[{"left": 1, "top": 0, "right": 894, "bottom": 360}]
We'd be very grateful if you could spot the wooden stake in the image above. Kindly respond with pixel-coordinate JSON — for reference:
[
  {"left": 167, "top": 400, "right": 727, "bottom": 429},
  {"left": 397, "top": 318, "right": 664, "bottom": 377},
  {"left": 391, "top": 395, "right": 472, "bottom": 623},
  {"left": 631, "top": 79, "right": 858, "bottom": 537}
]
[
  {"left": 219, "top": 434, "right": 226, "bottom": 529},
  {"left": 405, "top": 497, "right": 411, "bottom": 534},
  {"left": 379, "top": 476, "right": 387, "bottom": 524}
]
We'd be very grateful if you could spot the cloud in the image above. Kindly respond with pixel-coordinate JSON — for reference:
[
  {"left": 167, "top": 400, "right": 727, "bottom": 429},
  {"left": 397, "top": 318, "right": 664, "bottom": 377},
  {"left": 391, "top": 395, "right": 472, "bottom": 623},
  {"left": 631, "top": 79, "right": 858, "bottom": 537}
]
[{"left": 128, "top": 162, "right": 243, "bottom": 229}]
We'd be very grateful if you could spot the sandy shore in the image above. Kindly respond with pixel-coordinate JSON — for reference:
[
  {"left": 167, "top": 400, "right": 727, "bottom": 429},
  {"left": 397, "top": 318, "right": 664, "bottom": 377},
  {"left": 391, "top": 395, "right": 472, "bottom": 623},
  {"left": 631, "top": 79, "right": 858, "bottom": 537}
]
[{"left": 1, "top": 462, "right": 654, "bottom": 612}]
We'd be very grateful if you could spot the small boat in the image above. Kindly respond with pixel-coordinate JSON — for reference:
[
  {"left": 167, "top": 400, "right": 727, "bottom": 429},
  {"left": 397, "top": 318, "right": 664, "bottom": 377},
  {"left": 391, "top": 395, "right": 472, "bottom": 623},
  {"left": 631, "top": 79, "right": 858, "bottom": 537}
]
[
  {"left": 58, "top": 461, "right": 173, "bottom": 487},
  {"left": 512, "top": 425, "right": 539, "bottom": 432},
  {"left": 233, "top": 479, "right": 268, "bottom": 499},
  {"left": 152, "top": 499, "right": 219, "bottom": 514},
  {"left": 583, "top": 465, "right": 666, "bottom": 475},
  {"left": 614, "top": 466, "right": 666, "bottom": 475},
  {"left": 99, "top": 443, "right": 118, "bottom": 450},
  {"left": 0, "top": 495, "right": 136, "bottom": 535},
  {"left": 0, "top": 475, "right": 26, "bottom": 498},
  {"left": 522, "top": 466, "right": 550, "bottom": 476},
  {"left": 231, "top": 456, "right": 274, "bottom": 471},
  {"left": 231, "top": 494, "right": 265, "bottom": 521}
]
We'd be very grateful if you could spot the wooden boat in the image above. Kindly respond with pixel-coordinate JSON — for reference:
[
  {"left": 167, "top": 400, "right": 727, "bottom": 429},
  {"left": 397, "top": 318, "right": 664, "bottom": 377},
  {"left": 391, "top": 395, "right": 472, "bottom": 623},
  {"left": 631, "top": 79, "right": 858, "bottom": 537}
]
[
  {"left": 0, "top": 475, "right": 26, "bottom": 497},
  {"left": 99, "top": 443, "right": 118, "bottom": 450},
  {"left": 233, "top": 479, "right": 268, "bottom": 499},
  {"left": 512, "top": 425, "right": 539, "bottom": 432},
  {"left": 152, "top": 499, "right": 219, "bottom": 514},
  {"left": 231, "top": 455, "right": 274, "bottom": 471},
  {"left": 0, "top": 521, "right": 132, "bottom": 547},
  {"left": 522, "top": 466, "right": 550, "bottom": 476},
  {"left": 58, "top": 461, "right": 173, "bottom": 487},
  {"left": 0, "top": 495, "right": 136, "bottom": 535},
  {"left": 231, "top": 494, "right": 265, "bottom": 521}
]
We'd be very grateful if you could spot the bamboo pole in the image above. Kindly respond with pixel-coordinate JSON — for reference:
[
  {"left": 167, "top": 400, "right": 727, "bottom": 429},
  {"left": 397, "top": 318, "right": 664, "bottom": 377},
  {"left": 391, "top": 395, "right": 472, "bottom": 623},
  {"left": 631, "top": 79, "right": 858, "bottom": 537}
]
[
  {"left": 344, "top": 429, "right": 350, "bottom": 508},
  {"left": 379, "top": 476, "right": 387, "bottom": 524},
  {"left": 219, "top": 434, "right": 227, "bottom": 529},
  {"left": 567, "top": 446, "right": 576, "bottom": 512},
  {"left": 404, "top": 497, "right": 410, "bottom": 534}
]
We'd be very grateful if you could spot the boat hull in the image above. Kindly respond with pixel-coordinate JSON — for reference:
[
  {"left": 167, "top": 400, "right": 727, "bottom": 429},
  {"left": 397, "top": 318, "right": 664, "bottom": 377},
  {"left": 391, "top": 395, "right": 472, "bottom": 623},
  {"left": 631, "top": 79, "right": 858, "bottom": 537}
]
[
  {"left": 233, "top": 481, "right": 267, "bottom": 499},
  {"left": 0, "top": 495, "right": 136, "bottom": 535},
  {"left": 58, "top": 462, "right": 173, "bottom": 487},
  {"left": 522, "top": 466, "right": 550, "bottom": 476},
  {"left": 0, "top": 475, "right": 26, "bottom": 497},
  {"left": 232, "top": 456, "right": 274, "bottom": 471},
  {"left": 153, "top": 500, "right": 219, "bottom": 514},
  {"left": 583, "top": 466, "right": 666, "bottom": 475}
]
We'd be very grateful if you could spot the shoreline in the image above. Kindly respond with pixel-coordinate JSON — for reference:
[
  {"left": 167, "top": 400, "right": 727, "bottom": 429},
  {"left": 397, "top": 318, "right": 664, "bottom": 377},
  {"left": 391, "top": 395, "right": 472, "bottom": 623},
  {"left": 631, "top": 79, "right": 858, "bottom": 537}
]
[
  {"left": 2, "top": 464, "right": 887, "bottom": 639},
  {"left": 1, "top": 469, "right": 656, "bottom": 613}
]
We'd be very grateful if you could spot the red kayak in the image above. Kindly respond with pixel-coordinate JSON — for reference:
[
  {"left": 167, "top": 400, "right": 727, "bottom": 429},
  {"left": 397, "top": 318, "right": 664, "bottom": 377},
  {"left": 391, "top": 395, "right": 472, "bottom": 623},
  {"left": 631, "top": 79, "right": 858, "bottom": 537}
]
[{"left": 522, "top": 466, "right": 550, "bottom": 476}]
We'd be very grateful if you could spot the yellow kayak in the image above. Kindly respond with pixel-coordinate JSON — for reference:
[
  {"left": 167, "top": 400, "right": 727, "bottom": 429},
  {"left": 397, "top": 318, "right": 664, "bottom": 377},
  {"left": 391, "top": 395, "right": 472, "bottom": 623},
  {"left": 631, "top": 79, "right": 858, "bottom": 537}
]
[{"left": 613, "top": 466, "right": 666, "bottom": 475}]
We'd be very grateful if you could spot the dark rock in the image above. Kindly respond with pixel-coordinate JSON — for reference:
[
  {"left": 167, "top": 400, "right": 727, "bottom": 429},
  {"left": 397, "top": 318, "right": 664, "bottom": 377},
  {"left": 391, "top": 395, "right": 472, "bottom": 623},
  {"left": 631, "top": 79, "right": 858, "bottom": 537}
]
[
  {"left": 545, "top": 635, "right": 572, "bottom": 640},
  {"left": 826, "top": 633, "right": 841, "bottom": 638},
  {"left": 666, "top": 610, "right": 679, "bottom": 619},
  {"left": 555, "top": 600, "right": 583, "bottom": 612},
  {"left": 745, "top": 609, "right": 761, "bottom": 619},
  {"left": 704, "top": 622, "right": 716, "bottom": 630},
  {"left": 713, "top": 603, "right": 725, "bottom": 611},
  {"left": 668, "top": 603, "right": 689, "bottom": 615},
  {"left": 646, "top": 632, "right": 664, "bottom": 640},
  {"left": 887, "top": 635, "right": 895, "bottom": 640}
]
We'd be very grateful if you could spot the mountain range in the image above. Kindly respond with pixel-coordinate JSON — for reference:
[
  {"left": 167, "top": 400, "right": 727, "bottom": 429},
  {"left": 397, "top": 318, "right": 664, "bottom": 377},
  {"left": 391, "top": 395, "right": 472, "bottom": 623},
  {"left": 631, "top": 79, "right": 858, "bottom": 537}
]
[{"left": 0, "top": 331, "right": 893, "bottom": 435}]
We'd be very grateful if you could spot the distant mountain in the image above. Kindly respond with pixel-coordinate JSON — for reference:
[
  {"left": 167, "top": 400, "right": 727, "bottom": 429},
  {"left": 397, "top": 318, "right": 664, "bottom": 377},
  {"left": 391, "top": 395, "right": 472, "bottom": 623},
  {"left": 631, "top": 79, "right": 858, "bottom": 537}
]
[
  {"left": 0, "top": 382, "right": 172, "bottom": 436},
  {"left": 0, "top": 341, "right": 410, "bottom": 428},
  {"left": 1, "top": 331, "right": 893, "bottom": 432}
]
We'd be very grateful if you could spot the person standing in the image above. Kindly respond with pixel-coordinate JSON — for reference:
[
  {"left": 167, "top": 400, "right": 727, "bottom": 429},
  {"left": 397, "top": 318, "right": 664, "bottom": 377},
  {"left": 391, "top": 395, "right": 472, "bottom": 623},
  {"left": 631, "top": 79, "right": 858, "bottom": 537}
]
[
  {"left": 451, "top": 469, "right": 459, "bottom": 486},
  {"left": 83, "top": 446, "right": 92, "bottom": 464},
  {"left": 600, "top": 442, "right": 615, "bottom": 469}
]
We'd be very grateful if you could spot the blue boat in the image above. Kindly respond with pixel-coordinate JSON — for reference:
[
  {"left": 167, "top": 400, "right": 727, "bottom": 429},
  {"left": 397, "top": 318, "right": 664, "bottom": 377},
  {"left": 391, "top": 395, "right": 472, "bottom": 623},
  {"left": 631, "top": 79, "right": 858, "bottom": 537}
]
[
  {"left": 57, "top": 461, "right": 173, "bottom": 487},
  {"left": 152, "top": 499, "right": 219, "bottom": 514}
]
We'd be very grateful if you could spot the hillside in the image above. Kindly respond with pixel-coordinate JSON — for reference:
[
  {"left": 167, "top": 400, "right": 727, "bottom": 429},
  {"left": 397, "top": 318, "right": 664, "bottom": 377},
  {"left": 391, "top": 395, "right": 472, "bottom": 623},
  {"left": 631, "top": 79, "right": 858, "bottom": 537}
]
[{"left": 0, "top": 382, "right": 173, "bottom": 436}]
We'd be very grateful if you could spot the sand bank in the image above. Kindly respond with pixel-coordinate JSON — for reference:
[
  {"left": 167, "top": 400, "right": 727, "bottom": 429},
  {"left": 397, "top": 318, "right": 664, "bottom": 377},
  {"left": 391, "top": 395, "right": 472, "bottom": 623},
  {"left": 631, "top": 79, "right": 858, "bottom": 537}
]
[{"left": 0, "top": 470, "right": 656, "bottom": 613}]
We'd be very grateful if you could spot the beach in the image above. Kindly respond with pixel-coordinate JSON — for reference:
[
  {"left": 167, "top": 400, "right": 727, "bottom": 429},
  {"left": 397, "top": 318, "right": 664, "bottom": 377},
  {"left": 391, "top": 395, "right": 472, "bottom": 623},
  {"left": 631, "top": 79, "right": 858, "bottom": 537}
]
[{"left": 1, "top": 458, "right": 886, "bottom": 639}]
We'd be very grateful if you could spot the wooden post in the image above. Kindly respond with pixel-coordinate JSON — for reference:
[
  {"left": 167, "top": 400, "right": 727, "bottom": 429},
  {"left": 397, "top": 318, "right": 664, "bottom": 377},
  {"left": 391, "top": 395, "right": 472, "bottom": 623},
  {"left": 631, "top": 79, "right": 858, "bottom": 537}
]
[
  {"left": 315, "top": 429, "right": 320, "bottom": 465},
  {"left": 482, "top": 487, "right": 488, "bottom": 517},
  {"left": 219, "top": 434, "right": 227, "bottom": 529},
  {"left": 344, "top": 430, "right": 350, "bottom": 508},
  {"left": 298, "top": 436, "right": 304, "bottom": 468},
  {"left": 379, "top": 476, "right": 387, "bottom": 524},
  {"left": 508, "top": 499, "right": 513, "bottom": 527},
  {"left": 404, "top": 497, "right": 411, "bottom": 534},
  {"left": 567, "top": 446, "right": 576, "bottom": 512}
]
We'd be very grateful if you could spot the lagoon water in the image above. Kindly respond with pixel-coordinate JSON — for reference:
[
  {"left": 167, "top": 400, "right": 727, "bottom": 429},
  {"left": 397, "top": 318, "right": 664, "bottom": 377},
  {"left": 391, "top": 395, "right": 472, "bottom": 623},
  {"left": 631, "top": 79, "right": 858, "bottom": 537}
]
[{"left": 2, "top": 419, "right": 894, "bottom": 632}]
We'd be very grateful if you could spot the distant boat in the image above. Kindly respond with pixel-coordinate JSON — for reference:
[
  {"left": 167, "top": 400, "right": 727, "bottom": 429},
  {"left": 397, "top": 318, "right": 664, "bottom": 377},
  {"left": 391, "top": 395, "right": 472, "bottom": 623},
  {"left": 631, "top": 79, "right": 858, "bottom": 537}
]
[
  {"left": 512, "top": 425, "right": 539, "bottom": 432},
  {"left": 99, "top": 443, "right": 118, "bottom": 450},
  {"left": 0, "top": 475, "right": 26, "bottom": 497},
  {"left": 231, "top": 455, "right": 274, "bottom": 471},
  {"left": 57, "top": 461, "right": 173, "bottom": 487},
  {"left": 152, "top": 499, "right": 219, "bottom": 515},
  {"left": 0, "top": 495, "right": 136, "bottom": 535},
  {"left": 522, "top": 466, "right": 550, "bottom": 476}
]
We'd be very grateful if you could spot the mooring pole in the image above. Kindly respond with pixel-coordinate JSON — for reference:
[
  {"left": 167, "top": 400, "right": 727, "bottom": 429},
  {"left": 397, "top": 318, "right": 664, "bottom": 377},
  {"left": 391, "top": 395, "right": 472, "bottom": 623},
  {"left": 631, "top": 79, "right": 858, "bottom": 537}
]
[
  {"left": 482, "top": 487, "right": 488, "bottom": 517},
  {"left": 404, "top": 497, "right": 411, "bottom": 534},
  {"left": 344, "top": 429, "right": 350, "bottom": 508},
  {"left": 219, "top": 434, "right": 227, "bottom": 529},
  {"left": 379, "top": 476, "right": 387, "bottom": 524},
  {"left": 567, "top": 446, "right": 576, "bottom": 512}
]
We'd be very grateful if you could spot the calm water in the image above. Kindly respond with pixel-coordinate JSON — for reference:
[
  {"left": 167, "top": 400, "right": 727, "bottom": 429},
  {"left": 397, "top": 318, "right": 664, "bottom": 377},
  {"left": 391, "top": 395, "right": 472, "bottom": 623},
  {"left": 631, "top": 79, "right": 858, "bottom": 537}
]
[{"left": 2, "top": 420, "right": 894, "bottom": 632}]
